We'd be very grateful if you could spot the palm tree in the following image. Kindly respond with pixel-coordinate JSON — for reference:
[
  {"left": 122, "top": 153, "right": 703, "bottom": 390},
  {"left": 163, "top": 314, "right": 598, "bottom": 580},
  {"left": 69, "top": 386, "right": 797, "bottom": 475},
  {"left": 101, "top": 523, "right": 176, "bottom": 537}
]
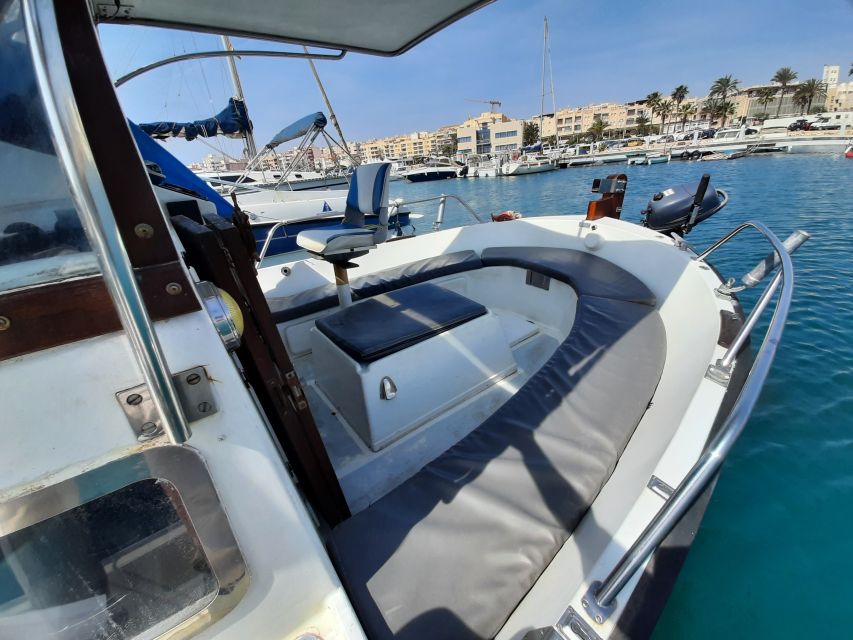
[
  {"left": 671, "top": 85, "right": 689, "bottom": 109},
  {"left": 678, "top": 103, "right": 697, "bottom": 131},
  {"left": 588, "top": 116, "right": 607, "bottom": 141},
  {"left": 792, "top": 88, "right": 809, "bottom": 115},
  {"left": 645, "top": 91, "right": 662, "bottom": 132},
  {"left": 755, "top": 87, "right": 778, "bottom": 117},
  {"left": 709, "top": 76, "right": 740, "bottom": 128},
  {"left": 656, "top": 100, "right": 672, "bottom": 134},
  {"left": 713, "top": 100, "right": 736, "bottom": 128},
  {"left": 795, "top": 79, "right": 827, "bottom": 114},
  {"left": 771, "top": 67, "right": 798, "bottom": 116},
  {"left": 634, "top": 114, "right": 650, "bottom": 136},
  {"left": 700, "top": 98, "right": 717, "bottom": 125}
]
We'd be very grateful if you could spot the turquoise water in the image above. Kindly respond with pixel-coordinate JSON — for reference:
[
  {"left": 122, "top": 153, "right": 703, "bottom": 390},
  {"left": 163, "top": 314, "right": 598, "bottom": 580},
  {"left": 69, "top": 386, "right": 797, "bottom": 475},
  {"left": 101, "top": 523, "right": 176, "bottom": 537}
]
[{"left": 391, "top": 153, "right": 853, "bottom": 636}]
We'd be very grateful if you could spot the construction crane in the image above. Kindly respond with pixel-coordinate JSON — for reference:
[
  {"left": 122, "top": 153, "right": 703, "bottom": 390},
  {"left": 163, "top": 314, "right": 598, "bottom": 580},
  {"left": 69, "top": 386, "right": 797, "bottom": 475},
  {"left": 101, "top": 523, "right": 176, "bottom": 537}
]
[{"left": 465, "top": 98, "right": 502, "bottom": 112}]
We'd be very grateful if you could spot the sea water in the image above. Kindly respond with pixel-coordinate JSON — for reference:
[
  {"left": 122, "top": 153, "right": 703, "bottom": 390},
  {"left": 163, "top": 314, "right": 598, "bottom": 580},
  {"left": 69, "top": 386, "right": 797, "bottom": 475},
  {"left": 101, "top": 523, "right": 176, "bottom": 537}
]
[{"left": 391, "top": 153, "right": 853, "bottom": 636}]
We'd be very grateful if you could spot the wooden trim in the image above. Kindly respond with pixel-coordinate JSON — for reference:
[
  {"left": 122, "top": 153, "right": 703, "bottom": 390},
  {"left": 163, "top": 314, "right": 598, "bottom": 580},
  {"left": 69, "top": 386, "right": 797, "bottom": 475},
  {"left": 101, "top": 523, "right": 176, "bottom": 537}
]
[
  {"left": 0, "top": 0, "right": 200, "bottom": 361},
  {"left": 0, "top": 267, "right": 199, "bottom": 361},
  {"left": 54, "top": 0, "right": 180, "bottom": 269},
  {"left": 172, "top": 214, "right": 350, "bottom": 526}
]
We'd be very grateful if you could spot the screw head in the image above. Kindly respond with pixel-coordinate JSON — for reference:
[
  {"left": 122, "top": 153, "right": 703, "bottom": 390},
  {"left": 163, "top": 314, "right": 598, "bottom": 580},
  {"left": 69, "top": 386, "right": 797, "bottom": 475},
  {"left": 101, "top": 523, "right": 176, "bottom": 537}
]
[
  {"left": 165, "top": 282, "right": 183, "bottom": 296},
  {"left": 134, "top": 223, "right": 154, "bottom": 239},
  {"left": 126, "top": 393, "right": 143, "bottom": 406},
  {"left": 595, "top": 615, "right": 604, "bottom": 624},
  {"left": 186, "top": 373, "right": 201, "bottom": 385},
  {"left": 197, "top": 401, "right": 212, "bottom": 413},
  {"left": 140, "top": 421, "right": 159, "bottom": 435},
  {"left": 0, "top": 316, "right": 10, "bottom": 331}
]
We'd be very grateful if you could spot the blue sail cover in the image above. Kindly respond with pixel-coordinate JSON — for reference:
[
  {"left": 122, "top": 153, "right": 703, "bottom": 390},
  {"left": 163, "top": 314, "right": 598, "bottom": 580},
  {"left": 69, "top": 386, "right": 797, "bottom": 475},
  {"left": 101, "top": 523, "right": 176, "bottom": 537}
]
[
  {"left": 129, "top": 121, "right": 234, "bottom": 219},
  {"left": 138, "top": 98, "right": 251, "bottom": 142},
  {"left": 266, "top": 112, "right": 327, "bottom": 149}
]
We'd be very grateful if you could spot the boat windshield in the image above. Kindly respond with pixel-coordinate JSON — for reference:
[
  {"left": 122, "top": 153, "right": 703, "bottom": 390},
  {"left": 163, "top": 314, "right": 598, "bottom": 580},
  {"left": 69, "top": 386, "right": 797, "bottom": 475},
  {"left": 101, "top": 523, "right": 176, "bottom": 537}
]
[{"left": 0, "top": 0, "right": 98, "bottom": 293}]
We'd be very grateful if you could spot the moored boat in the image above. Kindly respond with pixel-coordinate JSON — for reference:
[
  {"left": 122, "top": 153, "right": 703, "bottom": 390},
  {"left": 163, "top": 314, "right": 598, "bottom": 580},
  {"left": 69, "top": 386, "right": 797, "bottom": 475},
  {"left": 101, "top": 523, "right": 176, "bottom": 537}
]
[
  {"left": 0, "top": 3, "right": 810, "bottom": 640},
  {"left": 402, "top": 156, "right": 460, "bottom": 182},
  {"left": 502, "top": 153, "right": 556, "bottom": 175}
]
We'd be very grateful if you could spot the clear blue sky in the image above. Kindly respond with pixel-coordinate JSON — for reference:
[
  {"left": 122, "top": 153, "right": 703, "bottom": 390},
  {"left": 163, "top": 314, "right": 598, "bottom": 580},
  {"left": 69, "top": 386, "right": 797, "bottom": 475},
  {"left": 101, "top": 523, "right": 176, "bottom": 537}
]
[{"left": 100, "top": 0, "right": 853, "bottom": 163}]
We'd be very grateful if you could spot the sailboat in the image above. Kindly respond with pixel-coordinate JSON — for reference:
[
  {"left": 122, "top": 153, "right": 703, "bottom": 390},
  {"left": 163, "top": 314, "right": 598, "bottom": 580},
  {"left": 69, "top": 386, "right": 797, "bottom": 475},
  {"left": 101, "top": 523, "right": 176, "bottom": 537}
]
[{"left": 502, "top": 17, "right": 558, "bottom": 176}]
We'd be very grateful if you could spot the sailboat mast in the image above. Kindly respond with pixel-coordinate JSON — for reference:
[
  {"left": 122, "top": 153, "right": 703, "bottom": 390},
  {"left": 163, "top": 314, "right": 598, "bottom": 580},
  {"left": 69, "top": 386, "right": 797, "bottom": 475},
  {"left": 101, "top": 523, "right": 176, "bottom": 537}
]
[
  {"left": 303, "top": 46, "right": 352, "bottom": 158},
  {"left": 220, "top": 35, "right": 258, "bottom": 159},
  {"left": 539, "top": 17, "right": 547, "bottom": 141}
]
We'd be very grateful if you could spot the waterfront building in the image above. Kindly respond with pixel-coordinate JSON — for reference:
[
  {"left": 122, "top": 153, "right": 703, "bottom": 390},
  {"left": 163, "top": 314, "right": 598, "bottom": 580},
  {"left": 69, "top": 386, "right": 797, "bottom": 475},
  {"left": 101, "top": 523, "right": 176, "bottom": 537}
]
[{"left": 455, "top": 112, "right": 524, "bottom": 155}]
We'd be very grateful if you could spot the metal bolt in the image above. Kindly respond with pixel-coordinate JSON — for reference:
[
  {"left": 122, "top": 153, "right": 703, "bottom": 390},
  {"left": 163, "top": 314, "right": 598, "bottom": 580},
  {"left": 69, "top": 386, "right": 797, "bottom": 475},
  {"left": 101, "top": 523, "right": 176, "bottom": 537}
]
[
  {"left": 140, "top": 421, "right": 159, "bottom": 435},
  {"left": 0, "top": 316, "right": 10, "bottom": 331},
  {"left": 186, "top": 373, "right": 201, "bottom": 385},
  {"left": 581, "top": 598, "right": 589, "bottom": 608},
  {"left": 165, "top": 282, "right": 183, "bottom": 295},
  {"left": 197, "top": 401, "right": 212, "bottom": 413},
  {"left": 126, "top": 393, "right": 143, "bottom": 406},
  {"left": 595, "top": 615, "right": 603, "bottom": 624},
  {"left": 134, "top": 223, "right": 154, "bottom": 239}
]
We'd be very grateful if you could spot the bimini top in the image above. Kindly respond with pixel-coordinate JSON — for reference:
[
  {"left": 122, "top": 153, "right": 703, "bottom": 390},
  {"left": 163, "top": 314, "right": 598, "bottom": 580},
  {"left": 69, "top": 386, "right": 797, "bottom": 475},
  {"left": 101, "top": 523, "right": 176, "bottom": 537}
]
[{"left": 93, "top": 0, "right": 495, "bottom": 56}]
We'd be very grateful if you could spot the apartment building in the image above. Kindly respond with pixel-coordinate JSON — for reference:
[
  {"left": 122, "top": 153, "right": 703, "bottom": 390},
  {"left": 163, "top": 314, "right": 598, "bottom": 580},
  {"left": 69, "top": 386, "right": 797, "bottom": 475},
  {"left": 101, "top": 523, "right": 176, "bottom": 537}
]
[
  {"left": 550, "top": 102, "right": 654, "bottom": 140},
  {"left": 455, "top": 112, "right": 523, "bottom": 155}
]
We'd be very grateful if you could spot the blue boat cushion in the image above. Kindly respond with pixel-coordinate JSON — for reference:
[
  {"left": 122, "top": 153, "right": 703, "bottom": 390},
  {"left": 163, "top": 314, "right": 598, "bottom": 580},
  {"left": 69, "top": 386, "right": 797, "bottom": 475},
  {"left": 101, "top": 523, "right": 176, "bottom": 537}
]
[
  {"left": 316, "top": 282, "right": 486, "bottom": 363},
  {"left": 328, "top": 295, "right": 666, "bottom": 639},
  {"left": 481, "top": 246, "right": 657, "bottom": 306},
  {"left": 268, "top": 250, "right": 483, "bottom": 323}
]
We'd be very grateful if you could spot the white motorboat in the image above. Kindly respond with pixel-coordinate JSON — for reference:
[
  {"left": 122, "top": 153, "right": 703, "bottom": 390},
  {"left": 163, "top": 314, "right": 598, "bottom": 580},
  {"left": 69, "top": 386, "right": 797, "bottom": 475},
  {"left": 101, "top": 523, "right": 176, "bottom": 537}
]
[
  {"left": 0, "top": 3, "right": 809, "bottom": 640},
  {"left": 402, "top": 156, "right": 460, "bottom": 182},
  {"left": 502, "top": 153, "right": 556, "bottom": 175},
  {"left": 199, "top": 167, "right": 350, "bottom": 191},
  {"left": 466, "top": 154, "right": 501, "bottom": 177},
  {"left": 645, "top": 153, "right": 671, "bottom": 165}
]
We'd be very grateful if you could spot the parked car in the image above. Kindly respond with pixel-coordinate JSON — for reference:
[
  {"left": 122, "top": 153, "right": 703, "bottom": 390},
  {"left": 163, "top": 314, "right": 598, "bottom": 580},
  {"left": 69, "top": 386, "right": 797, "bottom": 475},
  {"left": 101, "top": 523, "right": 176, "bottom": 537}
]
[
  {"left": 809, "top": 117, "right": 841, "bottom": 131},
  {"left": 656, "top": 134, "right": 675, "bottom": 143},
  {"left": 787, "top": 119, "right": 811, "bottom": 131},
  {"left": 696, "top": 128, "right": 717, "bottom": 139}
]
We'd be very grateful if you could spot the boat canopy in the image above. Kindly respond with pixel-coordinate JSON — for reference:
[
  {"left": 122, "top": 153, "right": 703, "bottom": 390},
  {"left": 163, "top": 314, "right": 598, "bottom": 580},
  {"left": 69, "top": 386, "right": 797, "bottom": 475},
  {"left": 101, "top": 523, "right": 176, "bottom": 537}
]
[
  {"left": 265, "top": 112, "right": 326, "bottom": 150},
  {"left": 138, "top": 98, "right": 251, "bottom": 141},
  {"left": 129, "top": 121, "right": 234, "bottom": 218},
  {"left": 93, "top": 0, "right": 494, "bottom": 56}
]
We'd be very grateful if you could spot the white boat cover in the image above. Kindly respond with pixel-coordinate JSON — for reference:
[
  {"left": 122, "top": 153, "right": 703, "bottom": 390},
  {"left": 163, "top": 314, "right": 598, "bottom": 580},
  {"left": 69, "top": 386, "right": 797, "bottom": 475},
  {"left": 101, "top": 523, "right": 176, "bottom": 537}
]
[{"left": 93, "top": 0, "right": 494, "bottom": 55}]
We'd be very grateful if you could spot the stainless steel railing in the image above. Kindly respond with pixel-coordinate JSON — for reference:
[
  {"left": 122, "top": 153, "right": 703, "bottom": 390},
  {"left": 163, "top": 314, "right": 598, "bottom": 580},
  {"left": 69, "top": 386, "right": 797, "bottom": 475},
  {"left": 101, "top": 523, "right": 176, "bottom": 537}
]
[
  {"left": 26, "top": 0, "right": 190, "bottom": 444},
  {"left": 256, "top": 193, "right": 486, "bottom": 263},
  {"left": 582, "top": 221, "right": 803, "bottom": 624}
]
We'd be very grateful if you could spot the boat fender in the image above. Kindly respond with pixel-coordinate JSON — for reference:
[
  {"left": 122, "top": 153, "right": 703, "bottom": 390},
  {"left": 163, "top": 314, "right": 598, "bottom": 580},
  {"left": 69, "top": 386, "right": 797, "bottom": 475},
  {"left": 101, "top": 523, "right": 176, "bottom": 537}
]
[
  {"left": 690, "top": 150, "right": 701, "bottom": 161},
  {"left": 680, "top": 150, "right": 690, "bottom": 160},
  {"left": 491, "top": 210, "right": 522, "bottom": 222}
]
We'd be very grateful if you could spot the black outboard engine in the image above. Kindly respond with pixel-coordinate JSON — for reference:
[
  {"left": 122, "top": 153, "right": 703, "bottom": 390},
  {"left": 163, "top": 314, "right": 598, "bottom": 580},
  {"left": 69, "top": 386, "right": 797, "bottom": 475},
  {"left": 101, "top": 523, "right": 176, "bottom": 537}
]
[{"left": 641, "top": 173, "right": 728, "bottom": 235}]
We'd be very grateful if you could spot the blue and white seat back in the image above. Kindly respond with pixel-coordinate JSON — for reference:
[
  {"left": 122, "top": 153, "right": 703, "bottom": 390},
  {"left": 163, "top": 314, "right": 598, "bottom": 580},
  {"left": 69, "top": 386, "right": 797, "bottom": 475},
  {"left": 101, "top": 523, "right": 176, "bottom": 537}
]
[{"left": 343, "top": 163, "right": 391, "bottom": 243}]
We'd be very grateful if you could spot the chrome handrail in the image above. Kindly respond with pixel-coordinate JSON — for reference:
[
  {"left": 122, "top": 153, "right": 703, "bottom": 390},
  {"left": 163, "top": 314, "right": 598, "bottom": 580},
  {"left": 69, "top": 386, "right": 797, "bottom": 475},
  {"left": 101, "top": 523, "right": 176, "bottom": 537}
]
[
  {"left": 256, "top": 193, "right": 485, "bottom": 263},
  {"left": 585, "top": 221, "right": 797, "bottom": 622},
  {"left": 392, "top": 194, "right": 485, "bottom": 230},
  {"left": 257, "top": 220, "right": 291, "bottom": 263},
  {"left": 26, "top": 0, "right": 190, "bottom": 443}
]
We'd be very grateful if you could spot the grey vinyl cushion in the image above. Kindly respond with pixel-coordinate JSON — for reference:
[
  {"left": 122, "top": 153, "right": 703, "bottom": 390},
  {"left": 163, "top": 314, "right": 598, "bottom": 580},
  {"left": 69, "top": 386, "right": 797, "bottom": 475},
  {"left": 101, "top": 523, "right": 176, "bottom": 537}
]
[
  {"left": 328, "top": 294, "right": 666, "bottom": 639},
  {"left": 316, "top": 283, "right": 487, "bottom": 363},
  {"left": 269, "top": 250, "right": 483, "bottom": 323},
  {"left": 481, "top": 247, "right": 657, "bottom": 306}
]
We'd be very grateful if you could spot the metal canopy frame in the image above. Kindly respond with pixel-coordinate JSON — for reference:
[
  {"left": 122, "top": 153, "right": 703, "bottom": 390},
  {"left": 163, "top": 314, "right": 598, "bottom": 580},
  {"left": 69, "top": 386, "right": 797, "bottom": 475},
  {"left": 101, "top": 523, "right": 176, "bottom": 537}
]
[{"left": 114, "top": 47, "right": 346, "bottom": 87}]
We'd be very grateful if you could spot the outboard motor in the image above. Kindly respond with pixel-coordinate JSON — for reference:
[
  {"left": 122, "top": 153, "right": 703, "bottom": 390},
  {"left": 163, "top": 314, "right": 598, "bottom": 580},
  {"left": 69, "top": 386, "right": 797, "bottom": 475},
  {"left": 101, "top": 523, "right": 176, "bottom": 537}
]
[{"left": 641, "top": 173, "right": 728, "bottom": 235}]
